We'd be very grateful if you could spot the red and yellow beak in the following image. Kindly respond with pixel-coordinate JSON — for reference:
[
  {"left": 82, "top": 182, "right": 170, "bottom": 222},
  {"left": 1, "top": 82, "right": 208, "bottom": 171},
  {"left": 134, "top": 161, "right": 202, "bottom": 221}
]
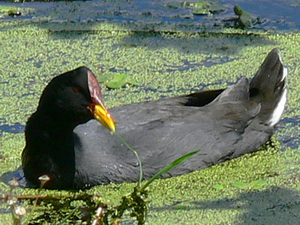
[
  {"left": 87, "top": 70, "right": 116, "bottom": 133},
  {"left": 88, "top": 103, "right": 116, "bottom": 133}
]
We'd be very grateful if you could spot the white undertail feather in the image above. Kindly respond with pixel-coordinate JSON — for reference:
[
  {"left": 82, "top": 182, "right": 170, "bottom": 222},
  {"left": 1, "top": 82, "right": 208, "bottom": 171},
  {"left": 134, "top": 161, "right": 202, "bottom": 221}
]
[
  {"left": 281, "top": 64, "right": 288, "bottom": 82},
  {"left": 268, "top": 67, "right": 288, "bottom": 126}
]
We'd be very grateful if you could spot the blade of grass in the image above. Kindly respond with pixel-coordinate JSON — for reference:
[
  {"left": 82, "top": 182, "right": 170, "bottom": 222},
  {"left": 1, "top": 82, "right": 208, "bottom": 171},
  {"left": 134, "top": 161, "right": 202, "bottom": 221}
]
[
  {"left": 140, "top": 150, "right": 199, "bottom": 192},
  {"left": 59, "top": 206, "right": 80, "bottom": 225},
  {"left": 115, "top": 132, "right": 143, "bottom": 185}
]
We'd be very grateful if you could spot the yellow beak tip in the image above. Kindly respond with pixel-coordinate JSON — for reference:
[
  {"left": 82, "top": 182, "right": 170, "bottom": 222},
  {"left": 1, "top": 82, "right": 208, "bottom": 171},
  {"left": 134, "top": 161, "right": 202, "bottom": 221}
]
[{"left": 93, "top": 104, "right": 116, "bottom": 133}]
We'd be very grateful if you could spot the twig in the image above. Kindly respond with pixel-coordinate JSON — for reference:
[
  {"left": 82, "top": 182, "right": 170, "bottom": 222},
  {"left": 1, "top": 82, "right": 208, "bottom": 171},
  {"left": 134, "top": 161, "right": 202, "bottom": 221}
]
[{"left": 91, "top": 205, "right": 105, "bottom": 225}]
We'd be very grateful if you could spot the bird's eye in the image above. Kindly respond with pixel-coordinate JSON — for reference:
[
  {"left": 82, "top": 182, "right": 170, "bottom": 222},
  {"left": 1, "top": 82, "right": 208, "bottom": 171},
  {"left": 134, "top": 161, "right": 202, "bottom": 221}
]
[{"left": 73, "top": 87, "right": 81, "bottom": 93}]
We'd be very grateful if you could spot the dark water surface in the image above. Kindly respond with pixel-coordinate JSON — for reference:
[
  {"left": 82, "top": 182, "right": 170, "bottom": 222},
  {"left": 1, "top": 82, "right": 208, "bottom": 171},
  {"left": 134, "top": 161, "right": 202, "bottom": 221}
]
[{"left": 1, "top": 0, "right": 299, "bottom": 30}]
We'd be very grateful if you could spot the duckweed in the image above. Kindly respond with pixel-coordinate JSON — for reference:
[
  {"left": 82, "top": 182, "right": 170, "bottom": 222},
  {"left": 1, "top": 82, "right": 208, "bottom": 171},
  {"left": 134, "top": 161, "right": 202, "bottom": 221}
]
[{"left": 0, "top": 20, "right": 299, "bottom": 224}]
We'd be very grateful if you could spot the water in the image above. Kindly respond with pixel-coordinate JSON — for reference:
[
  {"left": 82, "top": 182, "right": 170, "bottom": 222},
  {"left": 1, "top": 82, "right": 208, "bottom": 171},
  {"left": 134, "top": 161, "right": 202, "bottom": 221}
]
[
  {"left": 0, "top": 122, "right": 25, "bottom": 134},
  {"left": 0, "top": 0, "right": 299, "bottom": 30}
]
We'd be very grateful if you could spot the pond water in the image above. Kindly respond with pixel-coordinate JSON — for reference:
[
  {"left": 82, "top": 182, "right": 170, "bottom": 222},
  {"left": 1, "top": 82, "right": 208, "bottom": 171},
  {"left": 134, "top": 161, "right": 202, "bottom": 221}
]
[{"left": 1, "top": 0, "right": 300, "bottom": 30}]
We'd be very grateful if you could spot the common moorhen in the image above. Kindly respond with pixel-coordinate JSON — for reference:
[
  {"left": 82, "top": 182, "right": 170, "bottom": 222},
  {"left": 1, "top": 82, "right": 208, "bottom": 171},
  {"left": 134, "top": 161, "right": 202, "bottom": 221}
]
[{"left": 22, "top": 48, "right": 287, "bottom": 189}]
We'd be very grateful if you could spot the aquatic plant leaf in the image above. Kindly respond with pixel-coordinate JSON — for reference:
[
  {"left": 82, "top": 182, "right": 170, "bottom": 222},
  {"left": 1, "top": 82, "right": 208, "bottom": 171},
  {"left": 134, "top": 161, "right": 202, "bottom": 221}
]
[
  {"left": 110, "top": 73, "right": 128, "bottom": 82},
  {"left": 190, "top": 2, "right": 209, "bottom": 8},
  {"left": 233, "top": 179, "right": 267, "bottom": 190},
  {"left": 190, "top": 2, "right": 225, "bottom": 15},
  {"left": 106, "top": 81, "right": 127, "bottom": 89},
  {"left": 212, "top": 184, "right": 224, "bottom": 190},
  {"left": 125, "top": 78, "right": 139, "bottom": 85},
  {"left": 232, "top": 181, "right": 248, "bottom": 189},
  {"left": 100, "top": 73, "right": 137, "bottom": 89},
  {"left": 250, "top": 179, "right": 267, "bottom": 189},
  {"left": 105, "top": 74, "right": 127, "bottom": 88},
  {"left": 141, "top": 150, "right": 199, "bottom": 191},
  {"left": 97, "top": 73, "right": 113, "bottom": 83}
]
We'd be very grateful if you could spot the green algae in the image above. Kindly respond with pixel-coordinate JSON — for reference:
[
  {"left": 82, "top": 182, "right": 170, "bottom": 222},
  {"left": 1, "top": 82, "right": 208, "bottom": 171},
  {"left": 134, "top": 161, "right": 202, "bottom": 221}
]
[
  {"left": 3, "top": 139, "right": 298, "bottom": 224},
  {"left": 0, "top": 20, "right": 300, "bottom": 224}
]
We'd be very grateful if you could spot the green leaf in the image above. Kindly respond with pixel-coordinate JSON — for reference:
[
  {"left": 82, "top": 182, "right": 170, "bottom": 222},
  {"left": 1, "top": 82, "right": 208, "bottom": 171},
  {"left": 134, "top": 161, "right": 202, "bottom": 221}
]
[
  {"left": 182, "top": 1, "right": 209, "bottom": 8},
  {"left": 106, "top": 81, "right": 126, "bottom": 89},
  {"left": 232, "top": 181, "right": 248, "bottom": 189},
  {"left": 190, "top": 2, "right": 225, "bottom": 15},
  {"left": 59, "top": 206, "right": 79, "bottom": 225},
  {"left": 212, "top": 184, "right": 224, "bottom": 190},
  {"left": 126, "top": 78, "right": 139, "bottom": 85},
  {"left": 110, "top": 73, "right": 128, "bottom": 82},
  {"left": 250, "top": 179, "right": 267, "bottom": 189},
  {"left": 100, "top": 73, "right": 138, "bottom": 89},
  {"left": 191, "top": 2, "right": 209, "bottom": 8},
  {"left": 97, "top": 73, "right": 113, "bottom": 83},
  {"left": 141, "top": 150, "right": 200, "bottom": 191},
  {"left": 232, "top": 180, "right": 267, "bottom": 190}
]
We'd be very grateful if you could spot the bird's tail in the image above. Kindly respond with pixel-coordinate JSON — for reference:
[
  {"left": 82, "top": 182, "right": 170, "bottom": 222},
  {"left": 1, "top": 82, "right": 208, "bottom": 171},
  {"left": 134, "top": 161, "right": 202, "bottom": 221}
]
[{"left": 249, "top": 48, "right": 287, "bottom": 127}]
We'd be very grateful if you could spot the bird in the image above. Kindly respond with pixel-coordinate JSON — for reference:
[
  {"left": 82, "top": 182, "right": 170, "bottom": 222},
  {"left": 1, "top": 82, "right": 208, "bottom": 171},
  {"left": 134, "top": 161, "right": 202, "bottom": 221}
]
[{"left": 21, "top": 48, "right": 287, "bottom": 189}]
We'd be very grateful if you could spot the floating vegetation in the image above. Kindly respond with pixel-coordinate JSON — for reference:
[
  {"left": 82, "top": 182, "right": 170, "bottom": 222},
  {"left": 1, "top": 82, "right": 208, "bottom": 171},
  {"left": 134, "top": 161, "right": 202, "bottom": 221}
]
[
  {"left": 1, "top": 149, "right": 198, "bottom": 224},
  {"left": 232, "top": 179, "right": 268, "bottom": 190},
  {"left": 167, "top": 1, "right": 225, "bottom": 15},
  {"left": 213, "top": 179, "right": 268, "bottom": 191},
  {"left": 186, "top": 1, "right": 225, "bottom": 15},
  {"left": 234, "top": 5, "right": 254, "bottom": 28},
  {"left": 0, "top": 6, "right": 21, "bottom": 18},
  {"left": 166, "top": 2, "right": 262, "bottom": 29},
  {"left": 98, "top": 72, "right": 138, "bottom": 89}
]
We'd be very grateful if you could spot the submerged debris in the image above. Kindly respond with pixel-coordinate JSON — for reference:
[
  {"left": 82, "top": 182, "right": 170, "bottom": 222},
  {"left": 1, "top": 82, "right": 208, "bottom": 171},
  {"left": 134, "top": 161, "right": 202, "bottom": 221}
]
[{"left": 234, "top": 5, "right": 254, "bottom": 28}]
